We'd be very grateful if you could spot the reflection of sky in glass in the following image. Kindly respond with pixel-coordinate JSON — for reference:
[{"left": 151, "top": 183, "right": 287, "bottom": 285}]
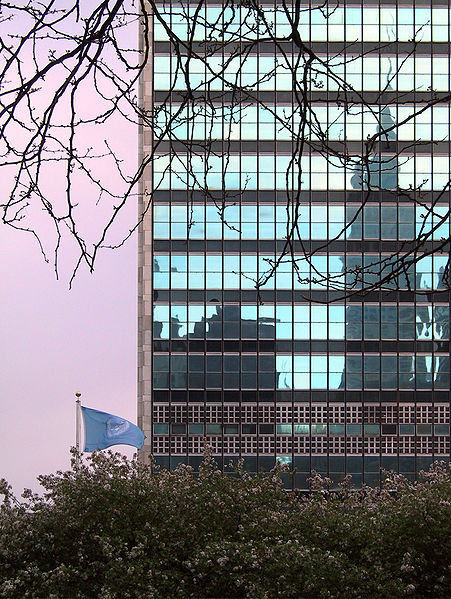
[
  {"left": 153, "top": 152, "right": 450, "bottom": 191},
  {"left": 149, "top": 3, "right": 451, "bottom": 429},
  {"left": 153, "top": 253, "right": 448, "bottom": 291},
  {"left": 154, "top": 6, "right": 449, "bottom": 43},
  {"left": 156, "top": 104, "right": 451, "bottom": 142},
  {"left": 153, "top": 53, "right": 451, "bottom": 92},
  {"left": 153, "top": 303, "right": 449, "bottom": 342},
  {"left": 152, "top": 340, "right": 449, "bottom": 390},
  {"left": 154, "top": 202, "right": 450, "bottom": 242}
]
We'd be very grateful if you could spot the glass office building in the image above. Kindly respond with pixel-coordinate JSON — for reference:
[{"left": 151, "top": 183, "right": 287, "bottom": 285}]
[{"left": 138, "top": 0, "right": 451, "bottom": 486}]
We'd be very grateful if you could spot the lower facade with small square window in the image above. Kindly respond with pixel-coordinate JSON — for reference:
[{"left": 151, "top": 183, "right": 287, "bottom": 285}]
[{"left": 146, "top": 400, "right": 450, "bottom": 487}]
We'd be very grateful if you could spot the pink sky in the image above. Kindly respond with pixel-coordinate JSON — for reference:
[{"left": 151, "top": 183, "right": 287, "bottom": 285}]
[
  {"left": 0, "top": 197, "right": 138, "bottom": 496},
  {"left": 0, "top": 2, "right": 142, "bottom": 496}
]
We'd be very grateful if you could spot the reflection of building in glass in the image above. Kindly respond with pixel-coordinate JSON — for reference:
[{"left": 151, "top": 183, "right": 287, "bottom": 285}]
[{"left": 138, "top": 1, "right": 451, "bottom": 486}]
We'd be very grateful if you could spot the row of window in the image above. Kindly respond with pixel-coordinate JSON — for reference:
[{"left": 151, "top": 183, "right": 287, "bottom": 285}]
[
  {"left": 153, "top": 204, "right": 449, "bottom": 241},
  {"left": 153, "top": 303, "right": 449, "bottom": 341},
  {"left": 154, "top": 55, "right": 451, "bottom": 92},
  {"left": 153, "top": 4, "right": 451, "bottom": 43},
  {"left": 153, "top": 153, "right": 448, "bottom": 191},
  {"left": 150, "top": 458, "right": 450, "bottom": 493},
  {"left": 156, "top": 104, "right": 451, "bottom": 142},
  {"left": 153, "top": 375, "right": 450, "bottom": 390},
  {"left": 152, "top": 439, "right": 451, "bottom": 463},
  {"left": 153, "top": 253, "right": 448, "bottom": 291},
  {"left": 153, "top": 353, "right": 450, "bottom": 390},
  {"left": 153, "top": 422, "right": 451, "bottom": 436},
  {"left": 153, "top": 403, "right": 451, "bottom": 424}
]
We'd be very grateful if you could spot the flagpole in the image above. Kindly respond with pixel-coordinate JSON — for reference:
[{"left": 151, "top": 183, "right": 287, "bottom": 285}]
[{"left": 75, "top": 391, "right": 81, "bottom": 468}]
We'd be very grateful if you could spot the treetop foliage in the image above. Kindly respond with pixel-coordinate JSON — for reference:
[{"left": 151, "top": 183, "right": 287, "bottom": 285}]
[{"left": 1, "top": 450, "right": 450, "bottom": 598}]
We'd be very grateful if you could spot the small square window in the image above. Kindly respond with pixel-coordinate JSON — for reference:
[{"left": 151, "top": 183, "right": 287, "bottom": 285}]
[
  {"left": 399, "top": 424, "right": 415, "bottom": 435},
  {"left": 294, "top": 424, "right": 310, "bottom": 435},
  {"left": 382, "top": 424, "right": 397, "bottom": 435},
  {"left": 259, "top": 355, "right": 275, "bottom": 371},
  {"left": 276, "top": 424, "right": 292, "bottom": 434},
  {"left": 329, "top": 424, "right": 345, "bottom": 435},
  {"left": 259, "top": 424, "right": 274, "bottom": 434},
  {"left": 242, "top": 424, "right": 256, "bottom": 434},
  {"left": 171, "top": 423, "right": 186, "bottom": 434},
  {"left": 364, "top": 424, "right": 380, "bottom": 435},
  {"left": 224, "top": 424, "right": 239, "bottom": 434},
  {"left": 153, "top": 423, "right": 169, "bottom": 434},
  {"left": 206, "top": 424, "right": 222, "bottom": 435},
  {"left": 224, "top": 355, "right": 240, "bottom": 371},
  {"left": 434, "top": 424, "right": 450, "bottom": 435},
  {"left": 206, "top": 355, "right": 222, "bottom": 371},
  {"left": 242, "top": 355, "right": 257, "bottom": 370},
  {"left": 347, "top": 424, "right": 362, "bottom": 435},
  {"left": 417, "top": 424, "right": 432, "bottom": 435},
  {"left": 311, "top": 424, "right": 327, "bottom": 434},
  {"left": 188, "top": 423, "right": 204, "bottom": 435}
]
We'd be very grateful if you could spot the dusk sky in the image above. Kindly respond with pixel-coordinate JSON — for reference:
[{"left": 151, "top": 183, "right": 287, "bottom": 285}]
[
  {"left": 0, "top": 3, "right": 141, "bottom": 494},
  {"left": 1, "top": 209, "right": 139, "bottom": 494}
]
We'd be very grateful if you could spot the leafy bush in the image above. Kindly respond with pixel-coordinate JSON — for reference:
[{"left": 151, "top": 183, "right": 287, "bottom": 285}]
[{"left": 1, "top": 450, "right": 450, "bottom": 599}]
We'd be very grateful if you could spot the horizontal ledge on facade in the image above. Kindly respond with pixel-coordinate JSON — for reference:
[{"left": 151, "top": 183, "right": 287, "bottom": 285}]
[
  {"left": 154, "top": 91, "right": 451, "bottom": 104},
  {"left": 154, "top": 140, "right": 451, "bottom": 154},
  {"left": 155, "top": 41, "right": 450, "bottom": 52}
]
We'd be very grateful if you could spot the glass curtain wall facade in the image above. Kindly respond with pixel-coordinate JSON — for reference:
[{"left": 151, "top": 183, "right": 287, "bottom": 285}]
[{"left": 138, "top": 0, "right": 451, "bottom": 487}]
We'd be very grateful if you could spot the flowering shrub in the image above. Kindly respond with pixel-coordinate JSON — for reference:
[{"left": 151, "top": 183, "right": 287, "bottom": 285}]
[{"left": 0, "top": 451, "right": 450, "bottom": 598}]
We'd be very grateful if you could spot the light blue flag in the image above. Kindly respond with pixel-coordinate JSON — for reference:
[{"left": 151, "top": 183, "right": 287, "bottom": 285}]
[{"left": 81, "top": 406, "right": 146, "bottom": 451}]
